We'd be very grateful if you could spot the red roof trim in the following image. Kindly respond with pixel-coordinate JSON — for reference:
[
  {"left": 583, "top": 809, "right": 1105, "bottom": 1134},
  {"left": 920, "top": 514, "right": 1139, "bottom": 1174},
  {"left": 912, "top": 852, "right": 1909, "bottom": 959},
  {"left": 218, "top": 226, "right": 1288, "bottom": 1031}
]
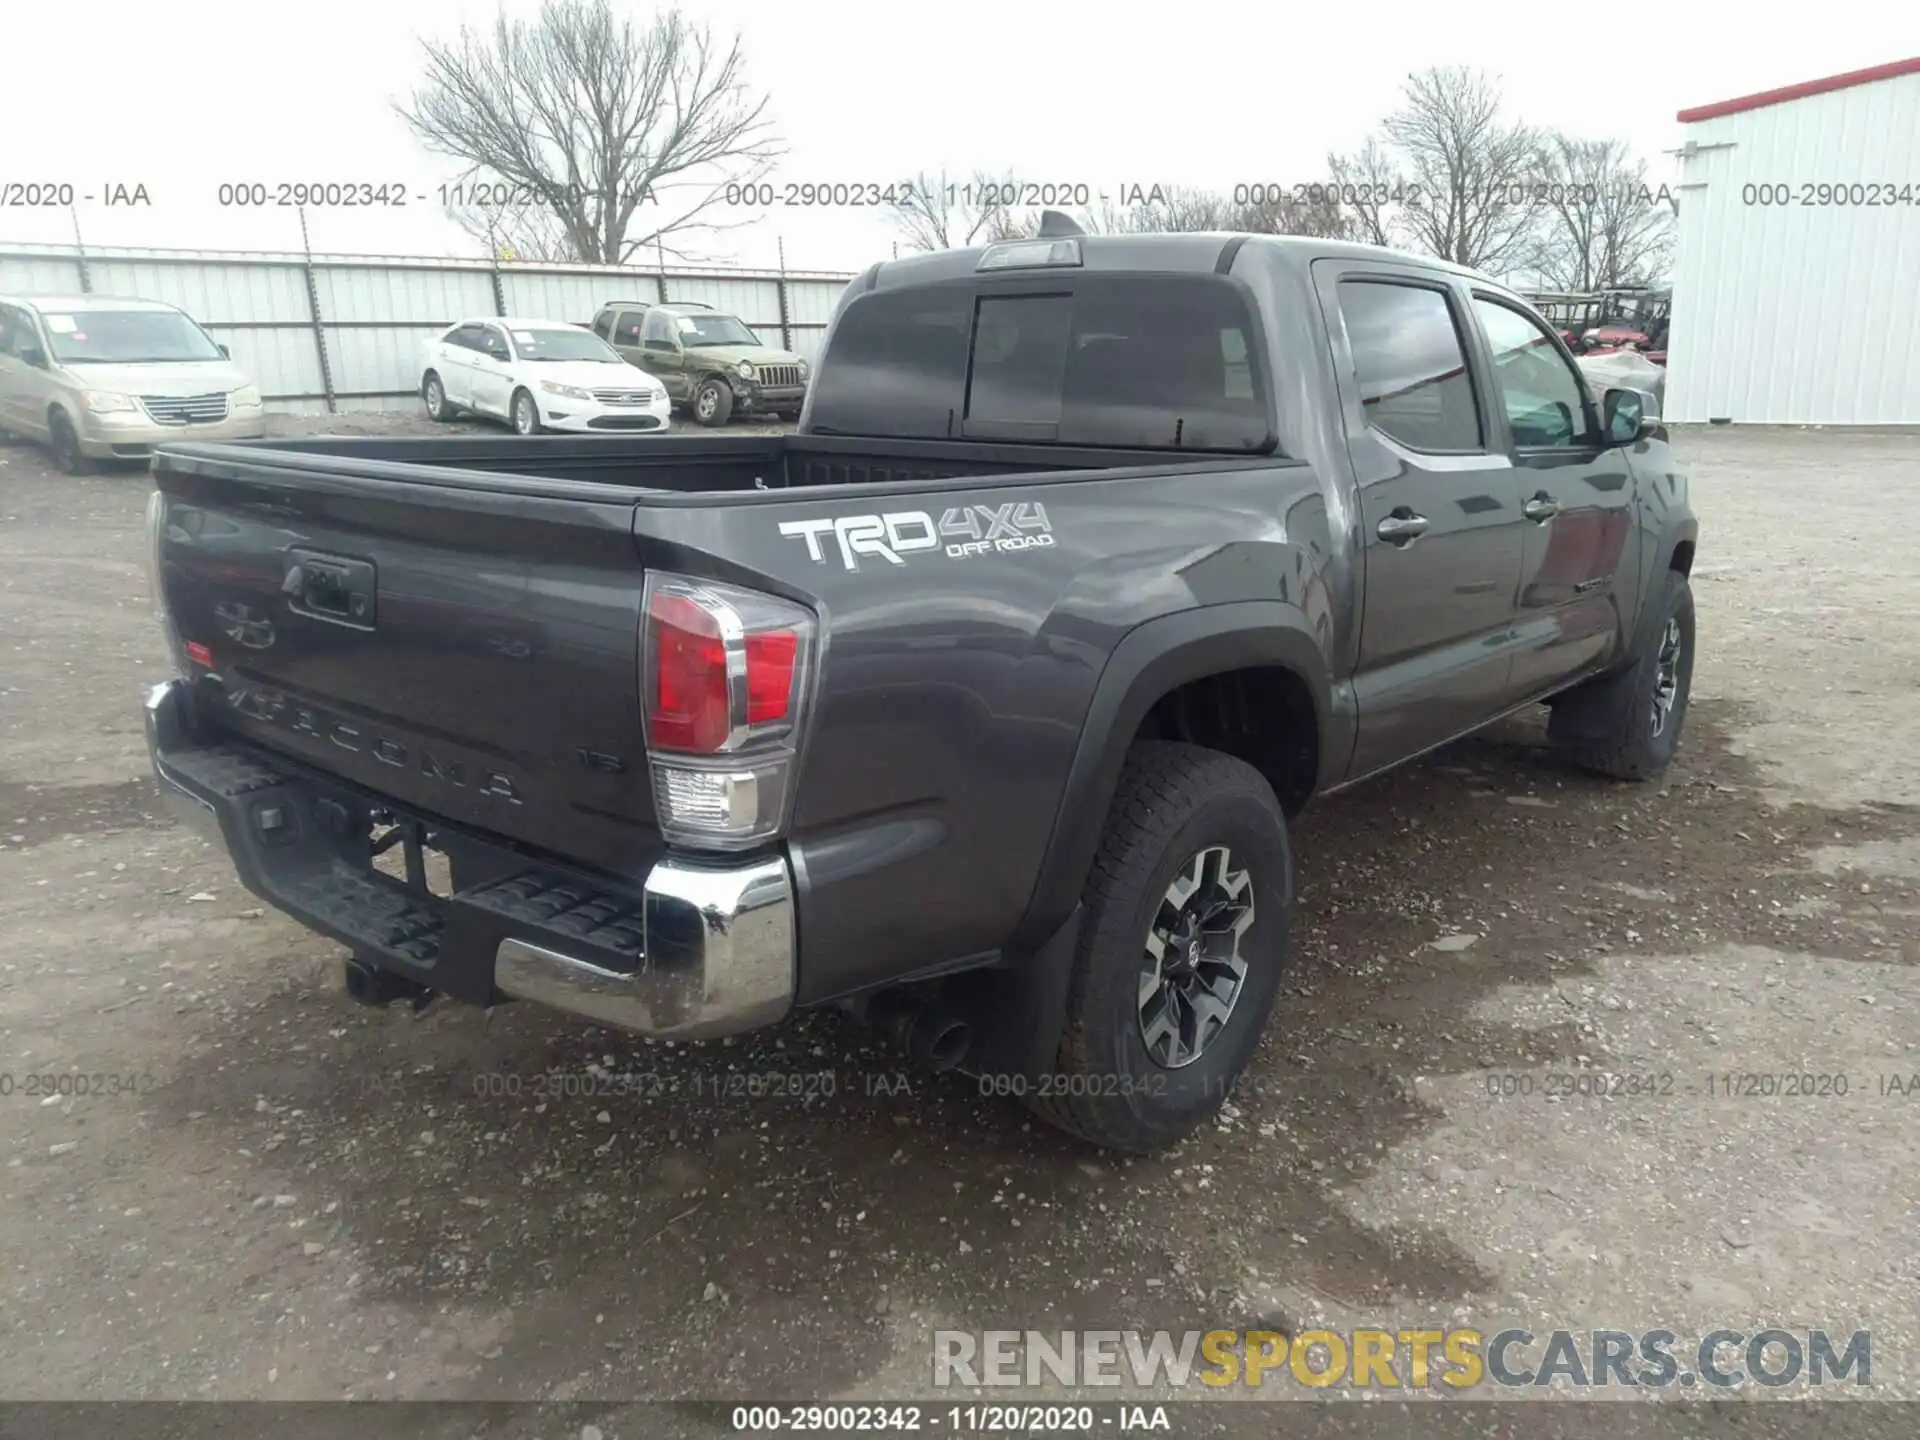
[{"left": 1678, "top": 56, "right": 1920, "bottom": 122}]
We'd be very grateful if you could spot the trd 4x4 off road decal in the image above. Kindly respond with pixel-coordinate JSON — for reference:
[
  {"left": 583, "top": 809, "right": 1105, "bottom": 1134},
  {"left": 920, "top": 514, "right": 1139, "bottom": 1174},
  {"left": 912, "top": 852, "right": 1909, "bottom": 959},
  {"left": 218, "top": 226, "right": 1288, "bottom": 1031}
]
[{"left": 779, "top": 502, "right": 1054, "bottom": 572}]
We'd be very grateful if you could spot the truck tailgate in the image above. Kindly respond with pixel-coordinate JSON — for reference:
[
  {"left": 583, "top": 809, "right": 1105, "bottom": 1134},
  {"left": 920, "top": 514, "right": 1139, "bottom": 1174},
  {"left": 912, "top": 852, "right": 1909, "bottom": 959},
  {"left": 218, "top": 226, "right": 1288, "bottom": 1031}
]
[{"left": 153, "top": 455, "right": 659, "bottom": 875}]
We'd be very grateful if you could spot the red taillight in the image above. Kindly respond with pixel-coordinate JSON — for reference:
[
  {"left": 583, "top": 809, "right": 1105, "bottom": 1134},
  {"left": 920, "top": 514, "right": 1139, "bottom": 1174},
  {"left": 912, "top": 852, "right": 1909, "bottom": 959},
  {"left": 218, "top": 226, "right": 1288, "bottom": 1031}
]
[
  {"left": 645, "top": 585, "right": 807, "bottom": 756},
  {"left": 647, "top": 592, "right": 731, "bottom": 753},
  {"left": 185, "top": 641, "right": 214, "bottom": 668},
  {"left": 745, "top": 629, "right": 797, "bottom": 723},
  {"left": 641, "top": 573, "right": 815, "bottom": 847}
]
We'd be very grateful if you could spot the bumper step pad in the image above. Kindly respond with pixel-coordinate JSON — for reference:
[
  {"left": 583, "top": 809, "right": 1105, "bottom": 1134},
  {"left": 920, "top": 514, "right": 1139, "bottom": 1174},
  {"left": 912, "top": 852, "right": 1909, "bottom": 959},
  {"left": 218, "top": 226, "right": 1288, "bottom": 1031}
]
[
  {"left": 282, "top": 866, "right": 445, "bottom": 964},
  {"left": 461, "top": 873, "right": 647, "bottom": 962}
]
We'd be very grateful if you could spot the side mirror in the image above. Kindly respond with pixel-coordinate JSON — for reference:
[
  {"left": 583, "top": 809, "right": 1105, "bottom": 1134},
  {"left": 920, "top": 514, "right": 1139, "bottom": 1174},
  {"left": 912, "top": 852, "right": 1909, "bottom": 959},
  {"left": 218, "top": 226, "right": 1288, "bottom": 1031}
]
[
  {"left": 1604, "top": 387, "right": 1660, "bottom": 445},
  {"left": 20, "top": 344, "right": 47, "bottom": 368},
  {"left": 217, "top": 344, "right": 231, "bottom": 359}
]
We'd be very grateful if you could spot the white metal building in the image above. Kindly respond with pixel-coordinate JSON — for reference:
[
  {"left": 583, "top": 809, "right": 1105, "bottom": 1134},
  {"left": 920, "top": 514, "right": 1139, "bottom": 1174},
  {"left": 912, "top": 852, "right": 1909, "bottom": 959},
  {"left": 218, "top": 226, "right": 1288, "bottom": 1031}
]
[{"left": 1666, "top": 56, "right": 1920, "bottom": 425}]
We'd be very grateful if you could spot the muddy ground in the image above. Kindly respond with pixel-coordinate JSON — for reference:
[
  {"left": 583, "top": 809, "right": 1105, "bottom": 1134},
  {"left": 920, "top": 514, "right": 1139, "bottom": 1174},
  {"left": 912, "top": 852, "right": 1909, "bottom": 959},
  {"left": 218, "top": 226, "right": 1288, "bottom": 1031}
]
[{"left": 0, "top": 419, "right": 1915, "bottom": 1438}]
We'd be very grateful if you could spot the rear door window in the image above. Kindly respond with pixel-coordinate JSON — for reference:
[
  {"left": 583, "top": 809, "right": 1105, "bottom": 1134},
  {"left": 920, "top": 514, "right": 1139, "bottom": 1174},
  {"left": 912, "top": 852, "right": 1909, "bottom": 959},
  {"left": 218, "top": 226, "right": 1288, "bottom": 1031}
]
[
  {"left": 1335, "top": 280, "right": 1482, "bottom": 453},
  {"left": 612, "top": 310, "right": 646, "bottom": 347}
]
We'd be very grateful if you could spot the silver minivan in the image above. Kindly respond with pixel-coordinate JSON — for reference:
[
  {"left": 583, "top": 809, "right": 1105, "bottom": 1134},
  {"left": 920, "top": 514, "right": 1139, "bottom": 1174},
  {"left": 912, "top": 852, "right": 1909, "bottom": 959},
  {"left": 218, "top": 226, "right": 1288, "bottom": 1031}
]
[{"left": 0, "top": 294, "right": 266, "bottom": 472}]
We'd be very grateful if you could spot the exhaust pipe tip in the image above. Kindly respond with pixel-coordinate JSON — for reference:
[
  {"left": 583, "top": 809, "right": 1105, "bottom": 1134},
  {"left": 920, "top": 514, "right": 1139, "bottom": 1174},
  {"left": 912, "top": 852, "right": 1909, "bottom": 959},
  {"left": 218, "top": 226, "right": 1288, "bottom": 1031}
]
[
  {"left": 863, "top": 991, "right": 972, "bottom": 1073},
  {"left": 908, "top": 1011, "right": 971, "bottom": 1074}
]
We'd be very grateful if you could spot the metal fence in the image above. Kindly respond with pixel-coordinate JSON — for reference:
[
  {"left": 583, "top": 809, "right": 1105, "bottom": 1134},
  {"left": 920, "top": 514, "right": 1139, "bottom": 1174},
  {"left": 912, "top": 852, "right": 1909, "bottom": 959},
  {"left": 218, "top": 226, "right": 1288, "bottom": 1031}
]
[{"left": 0, "top": 241, "right": 859, "bottom": 416}]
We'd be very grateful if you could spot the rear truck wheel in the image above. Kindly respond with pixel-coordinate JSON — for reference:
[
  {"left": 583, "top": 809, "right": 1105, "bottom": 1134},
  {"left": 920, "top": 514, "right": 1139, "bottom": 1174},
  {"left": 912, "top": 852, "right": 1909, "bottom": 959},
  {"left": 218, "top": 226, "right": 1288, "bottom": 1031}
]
[
  {"left": 1030, "top": 741, "right": 1293, "bottom": 1153},
  {"left": 48, "top": 408, "right": 93, "bottom": 475},
  {"left": 1548, "top": 569, "right": 1695, "bottom": 780},
  {"left": 423, "top": 372, "right": 455, "bottom": 421},
  {"left": 692, "top": 376, "right": 734, "bottom": 427},
  {"left": 511, "top": 388, "right": 541, "bottom": 436}
]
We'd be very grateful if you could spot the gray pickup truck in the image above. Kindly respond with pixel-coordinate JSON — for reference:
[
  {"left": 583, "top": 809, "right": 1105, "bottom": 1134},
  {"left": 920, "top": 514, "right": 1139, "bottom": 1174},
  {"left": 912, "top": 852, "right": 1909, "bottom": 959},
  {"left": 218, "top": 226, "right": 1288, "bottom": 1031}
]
[{"left": 144, "top": 225, "right": 1697, "bottom": 1152}]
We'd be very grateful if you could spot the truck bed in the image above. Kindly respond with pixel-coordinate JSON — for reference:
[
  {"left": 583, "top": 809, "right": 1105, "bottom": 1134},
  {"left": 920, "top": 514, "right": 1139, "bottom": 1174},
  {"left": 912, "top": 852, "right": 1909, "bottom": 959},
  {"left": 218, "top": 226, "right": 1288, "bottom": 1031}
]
[
  {"left": 149, "top": 430, "right": 1265, "bottom": 880},
  {"left": 169, "top": 432, "right": 1242, "bottom": 501}
]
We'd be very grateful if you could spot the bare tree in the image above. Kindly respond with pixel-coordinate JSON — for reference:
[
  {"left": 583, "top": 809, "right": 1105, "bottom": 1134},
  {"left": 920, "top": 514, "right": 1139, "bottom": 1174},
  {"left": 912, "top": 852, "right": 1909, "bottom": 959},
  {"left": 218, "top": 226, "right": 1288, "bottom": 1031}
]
[
  {"left": 464, "top": 195, "right": 575, "bottom": 263},
  {"left": 1088, "top": 184, "right": 1233, "bottom": 234},
  {"left": 1532, "top": 134, "right": 1675, "bottom": 289},
  {"left": 1382, "top": 67, "right": 1544, "bottom": 274},
  {"left": 890, "top": 171, "right": 1042, "bottom": 252},
  {"left": 1085, "top": 183, "right": 1349, "bottom": 238},
  {"left": 1234, "top": 188, "right": 1350, "bottom": 240},
  {"left": 396, "top": 0, "right": 782, "bottom": 264},
  {"left": 1326, "top": 137, "right": 1406, "bottom": 248}
]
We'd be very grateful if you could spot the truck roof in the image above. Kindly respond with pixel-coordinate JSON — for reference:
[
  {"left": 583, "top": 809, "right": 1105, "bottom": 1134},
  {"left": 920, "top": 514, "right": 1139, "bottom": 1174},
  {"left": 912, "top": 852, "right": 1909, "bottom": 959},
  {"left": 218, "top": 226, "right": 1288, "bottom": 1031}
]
[{"left": 863, "top": 232, "right": 1496, "bottom": 292}]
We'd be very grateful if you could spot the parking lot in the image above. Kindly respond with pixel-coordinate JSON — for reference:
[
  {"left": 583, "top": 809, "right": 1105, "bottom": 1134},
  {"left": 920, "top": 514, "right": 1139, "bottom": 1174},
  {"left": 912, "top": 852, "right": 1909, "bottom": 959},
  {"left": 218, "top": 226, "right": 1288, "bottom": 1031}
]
[{"left": 0, "top": 418, "right": 1915, "bottom": 1432}]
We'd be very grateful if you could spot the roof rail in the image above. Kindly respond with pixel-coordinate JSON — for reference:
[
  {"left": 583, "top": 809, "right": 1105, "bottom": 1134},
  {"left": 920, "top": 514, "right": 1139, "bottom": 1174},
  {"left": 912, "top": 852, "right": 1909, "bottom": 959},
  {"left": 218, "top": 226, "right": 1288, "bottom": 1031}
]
[{"left": 597, "top": 298, "right": 713, "bottom": 310}]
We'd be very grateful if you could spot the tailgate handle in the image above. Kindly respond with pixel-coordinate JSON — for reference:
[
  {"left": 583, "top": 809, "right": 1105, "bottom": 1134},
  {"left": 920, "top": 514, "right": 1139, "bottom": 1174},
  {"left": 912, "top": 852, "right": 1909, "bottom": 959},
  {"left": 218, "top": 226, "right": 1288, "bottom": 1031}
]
[{"left": 285, "top": 552, "right": 377, "bottom": 628}]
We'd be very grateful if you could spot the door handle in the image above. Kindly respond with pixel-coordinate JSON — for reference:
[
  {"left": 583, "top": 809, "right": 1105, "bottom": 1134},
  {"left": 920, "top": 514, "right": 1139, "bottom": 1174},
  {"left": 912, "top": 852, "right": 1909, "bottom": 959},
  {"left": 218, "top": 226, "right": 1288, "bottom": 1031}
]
[
  {"left": 1522, "top": 493, "right": 1560, "bottom": 523},
  {"left": 1376, "top": 510, "right": 1430, "bottom": 544}
]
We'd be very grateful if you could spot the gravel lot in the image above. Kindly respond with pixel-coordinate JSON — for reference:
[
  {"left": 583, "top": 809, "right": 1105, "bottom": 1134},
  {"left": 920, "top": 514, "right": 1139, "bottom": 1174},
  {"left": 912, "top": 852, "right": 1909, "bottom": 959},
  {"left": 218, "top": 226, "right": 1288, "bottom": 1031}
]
[{"left": 0, "top": 416, "right": 1915, "bottom": 1437}]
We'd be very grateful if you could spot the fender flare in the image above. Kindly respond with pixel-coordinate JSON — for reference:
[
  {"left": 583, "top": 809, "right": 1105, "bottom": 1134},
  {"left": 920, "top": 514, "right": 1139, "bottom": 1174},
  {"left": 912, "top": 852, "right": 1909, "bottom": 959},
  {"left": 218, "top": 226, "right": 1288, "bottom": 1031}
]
[
  {"left": 1634, "top": 514, "right": 1699, "bottom": 653},
  {"left": 1009, "top": 601, "right": 1333, "bottom": 953}
]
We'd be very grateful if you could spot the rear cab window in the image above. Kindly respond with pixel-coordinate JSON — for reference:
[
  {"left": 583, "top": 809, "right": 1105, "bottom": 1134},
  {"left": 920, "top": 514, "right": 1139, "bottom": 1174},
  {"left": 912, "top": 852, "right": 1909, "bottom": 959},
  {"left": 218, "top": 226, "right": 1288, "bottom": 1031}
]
[{"left": 808, "top": 273, "right": 1273, "bottom": 452}]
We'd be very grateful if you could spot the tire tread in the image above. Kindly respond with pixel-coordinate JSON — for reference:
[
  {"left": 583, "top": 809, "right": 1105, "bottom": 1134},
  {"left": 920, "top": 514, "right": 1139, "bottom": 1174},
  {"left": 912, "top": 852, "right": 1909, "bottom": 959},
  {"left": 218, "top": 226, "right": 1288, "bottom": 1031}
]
[
  {"left": 1037, "top": 741, "right": 1283, "bottom": 1151},
  {"left": 1551, "top": 570, "right": 1693, "bottom": 781}
]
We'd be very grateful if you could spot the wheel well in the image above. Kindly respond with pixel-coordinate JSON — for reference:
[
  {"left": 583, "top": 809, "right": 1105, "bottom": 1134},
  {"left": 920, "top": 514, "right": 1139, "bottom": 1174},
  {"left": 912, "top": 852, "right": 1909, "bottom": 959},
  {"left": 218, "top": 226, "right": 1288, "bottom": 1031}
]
[
  {"left": 1670, "top": 540, "right": 1695, "bottom": 577},
  {"left": 1133, "top": 666, "right": 1318, "bottom": 815}
]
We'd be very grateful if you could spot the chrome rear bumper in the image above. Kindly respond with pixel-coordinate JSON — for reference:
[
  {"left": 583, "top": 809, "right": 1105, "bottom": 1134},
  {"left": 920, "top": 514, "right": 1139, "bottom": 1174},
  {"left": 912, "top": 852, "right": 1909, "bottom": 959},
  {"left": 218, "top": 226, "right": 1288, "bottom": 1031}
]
[
  {"left": 493, "top": 855, "right": 794, "bottom": 1038},
  {"left": 144, "top": 678, "right": 796, "bottom": 1039}
]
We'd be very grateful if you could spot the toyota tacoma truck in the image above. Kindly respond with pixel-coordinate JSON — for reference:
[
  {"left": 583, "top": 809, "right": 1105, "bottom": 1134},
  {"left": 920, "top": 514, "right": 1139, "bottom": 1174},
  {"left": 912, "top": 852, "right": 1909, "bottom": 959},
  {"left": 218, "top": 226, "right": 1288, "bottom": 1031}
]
[{"left": 144, "top": 224, "right": 1697, "bottom": 1153}]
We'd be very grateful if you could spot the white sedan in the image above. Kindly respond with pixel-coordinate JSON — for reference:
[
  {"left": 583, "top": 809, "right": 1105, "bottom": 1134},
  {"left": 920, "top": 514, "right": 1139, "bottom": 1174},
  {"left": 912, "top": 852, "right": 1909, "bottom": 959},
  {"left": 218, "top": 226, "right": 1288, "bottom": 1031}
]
[{"left": 420, "top": 317, "right": 672, "bottom": 435}]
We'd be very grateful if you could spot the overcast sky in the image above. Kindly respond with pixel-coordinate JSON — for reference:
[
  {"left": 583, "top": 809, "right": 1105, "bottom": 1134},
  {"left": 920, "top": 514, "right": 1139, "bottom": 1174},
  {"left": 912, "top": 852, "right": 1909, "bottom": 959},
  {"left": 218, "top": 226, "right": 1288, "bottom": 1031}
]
[{"left": 4, "top": 0, "right": 1912, "bottom": 275}]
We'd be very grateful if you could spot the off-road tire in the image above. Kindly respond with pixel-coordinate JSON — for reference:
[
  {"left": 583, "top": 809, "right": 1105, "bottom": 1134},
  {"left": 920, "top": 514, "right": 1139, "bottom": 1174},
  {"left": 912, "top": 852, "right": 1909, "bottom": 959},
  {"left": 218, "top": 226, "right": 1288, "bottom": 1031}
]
[
  {"left": 693, "top": 377, "right": 735, "bottom": 427},
  {"left": 1029, "top": 742, "right": 1293, "bottom": 1153},
  {"left": 1549, "top": 569, "right": 1695, "bottom": 780}
]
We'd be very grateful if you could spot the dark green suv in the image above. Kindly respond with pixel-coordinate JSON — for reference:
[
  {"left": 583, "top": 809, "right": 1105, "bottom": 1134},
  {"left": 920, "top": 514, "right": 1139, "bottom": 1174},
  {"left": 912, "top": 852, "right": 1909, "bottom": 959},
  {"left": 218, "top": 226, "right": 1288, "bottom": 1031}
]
[{"left": 591, "top": 301, "right": 809, "bottom": 426}]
